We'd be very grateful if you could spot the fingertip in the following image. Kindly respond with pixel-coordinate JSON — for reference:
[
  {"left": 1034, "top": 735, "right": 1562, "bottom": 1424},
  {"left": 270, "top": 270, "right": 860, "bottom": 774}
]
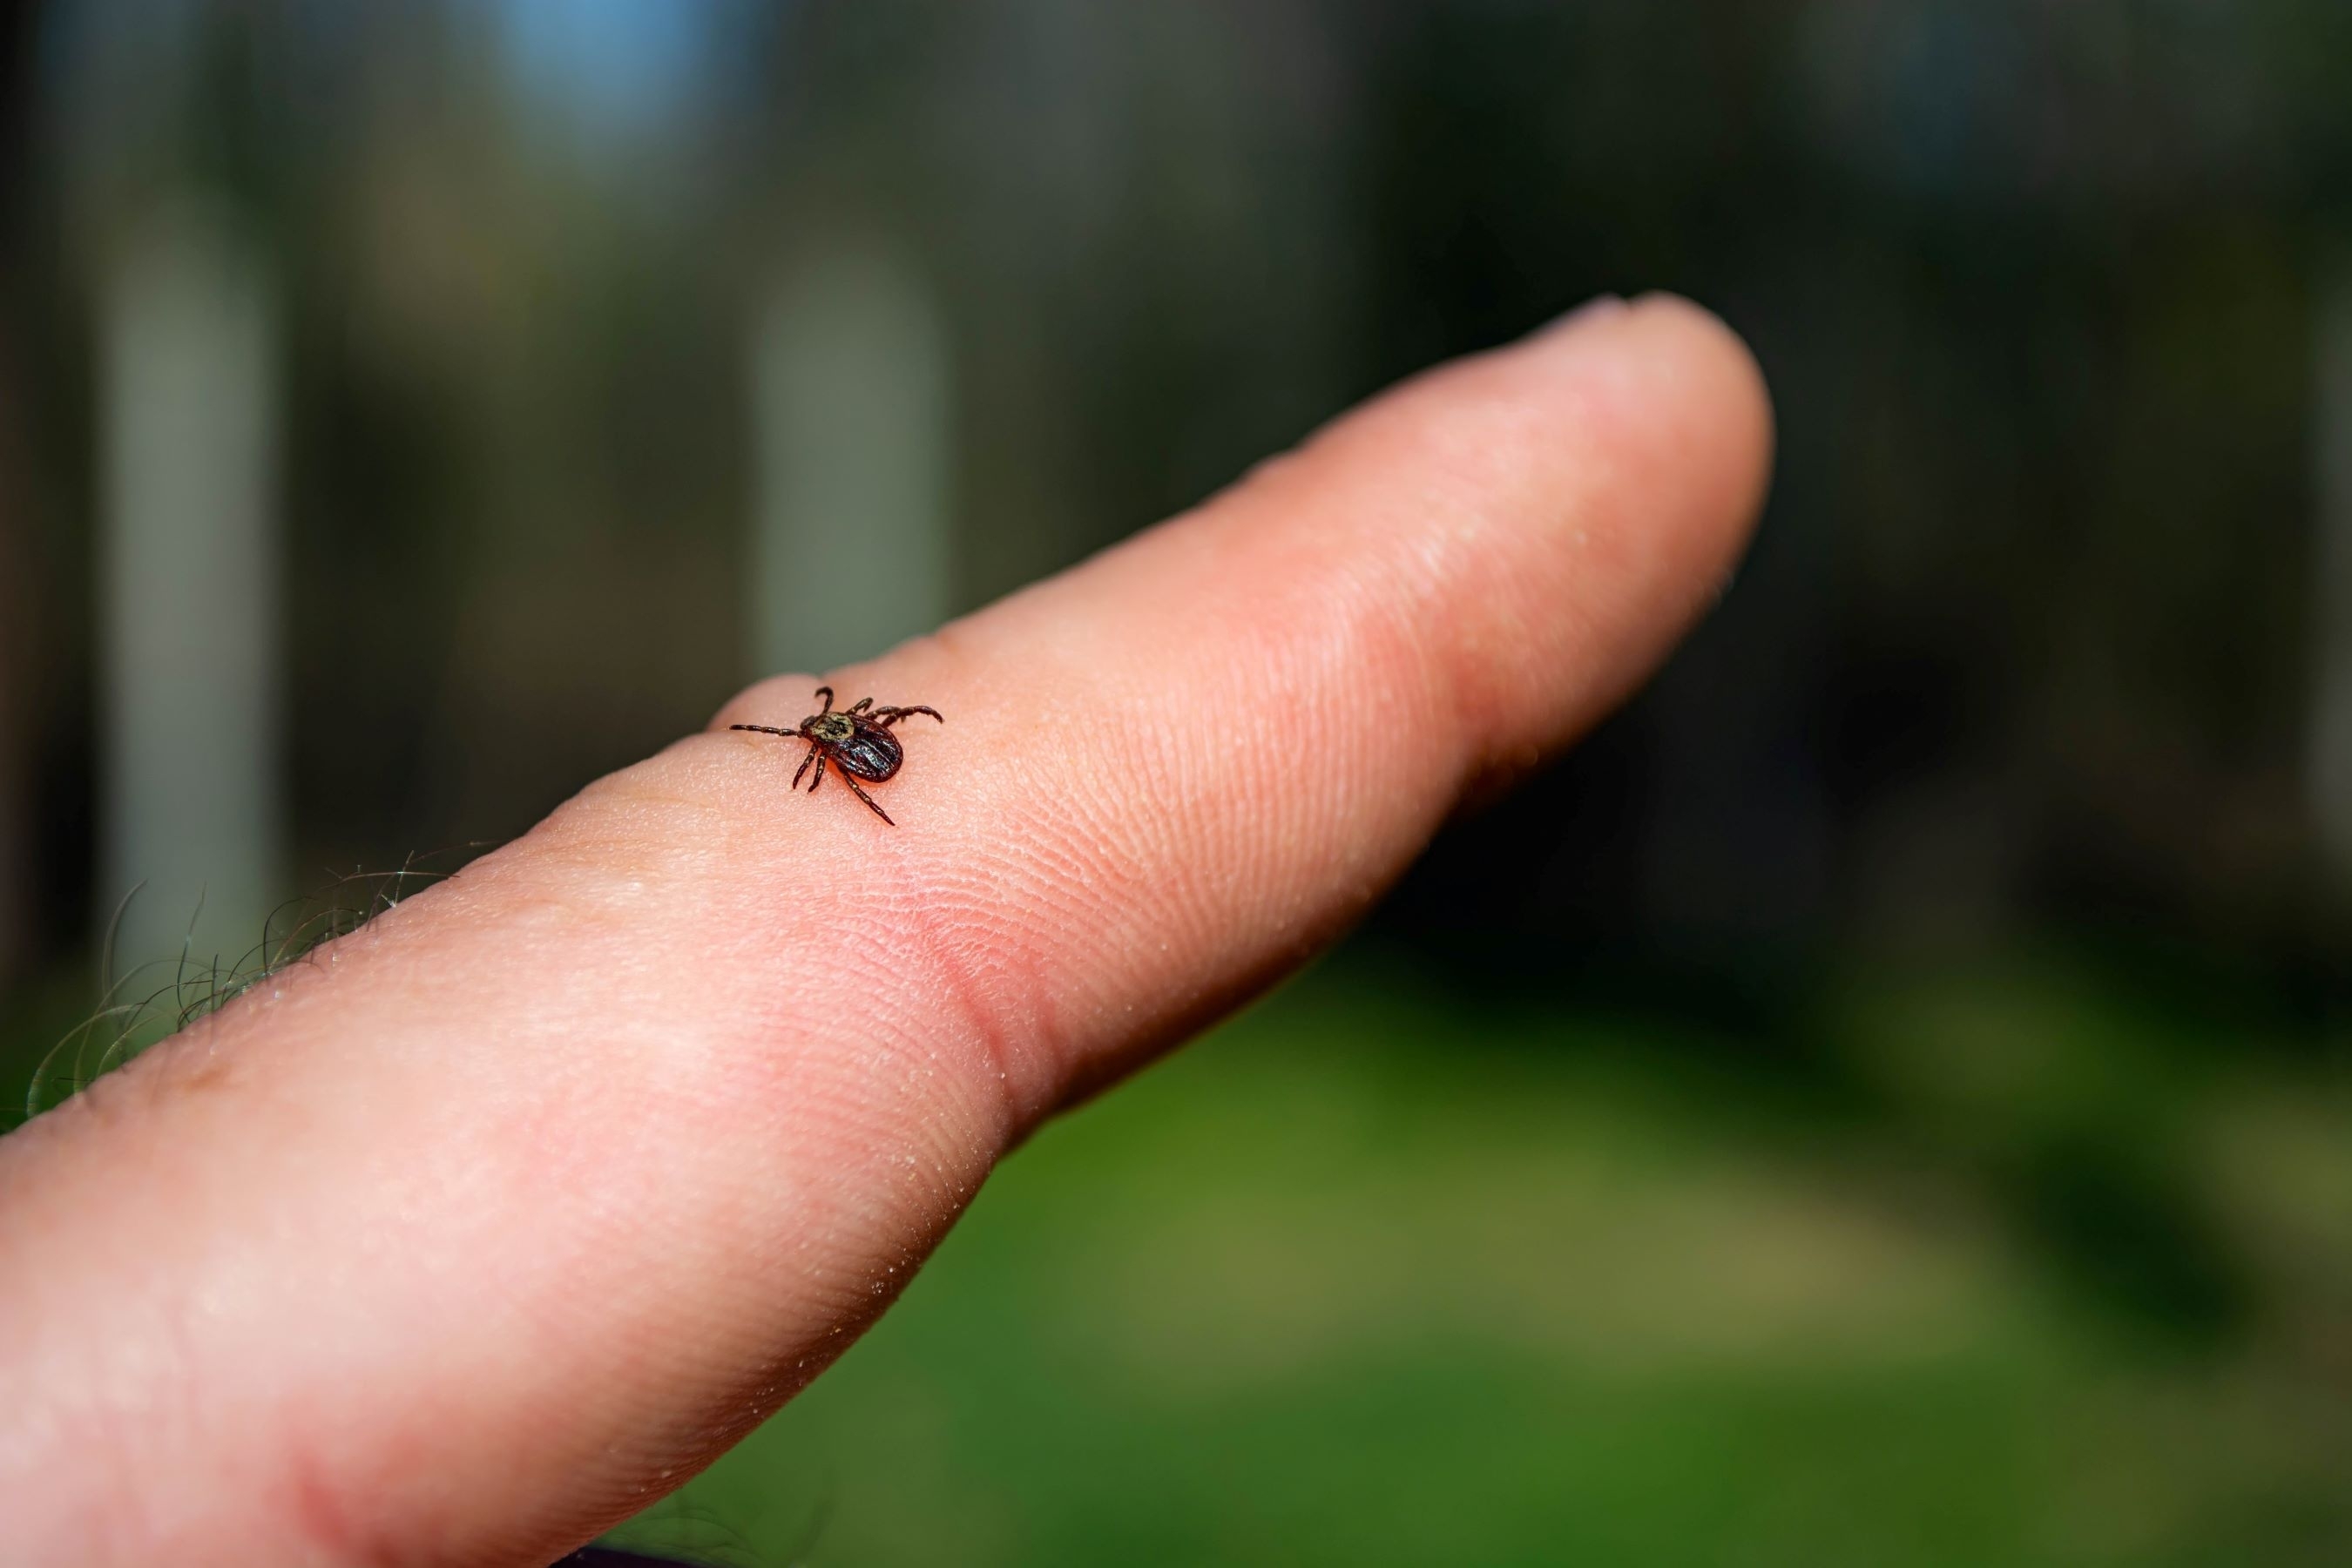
[
  {"left": 1525, "top": 290, "right": 1774, "bottom": 532},
  {"left": 1621, "top": 290, "right": 1777, "bottom": 524},
  {"left": 1531, "top": 291, "right": 1632, "bottom": 339},
  {"left": 1506, "top": 288, "right": 1777, "bottom": 667},
  {"left": 1297, "top": 288, "right": 1773, "bottom": 761}
]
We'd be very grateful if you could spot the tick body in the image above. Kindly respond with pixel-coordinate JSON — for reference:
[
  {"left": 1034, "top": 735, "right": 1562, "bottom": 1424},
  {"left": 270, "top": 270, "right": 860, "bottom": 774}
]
[{"left": 731, "top": 686, "right": 943, "bottom": 826}]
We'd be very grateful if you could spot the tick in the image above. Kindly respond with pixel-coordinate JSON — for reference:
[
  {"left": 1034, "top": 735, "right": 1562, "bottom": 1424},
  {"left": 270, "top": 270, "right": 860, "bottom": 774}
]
[{"left": 731, "top": 686, "right": 943, "bottom": 826}]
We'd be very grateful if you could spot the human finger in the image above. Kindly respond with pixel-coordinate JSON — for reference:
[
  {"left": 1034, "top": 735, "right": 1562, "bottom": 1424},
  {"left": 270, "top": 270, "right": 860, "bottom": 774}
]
[{"left": 0, "top": 295, "right": 1770, "bottom": 1566}]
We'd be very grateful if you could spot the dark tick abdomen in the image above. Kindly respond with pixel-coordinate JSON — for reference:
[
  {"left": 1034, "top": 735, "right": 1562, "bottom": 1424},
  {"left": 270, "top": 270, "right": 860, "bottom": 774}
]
[{"left": 834, "top": 726, "right": 903, "bottom": 781}]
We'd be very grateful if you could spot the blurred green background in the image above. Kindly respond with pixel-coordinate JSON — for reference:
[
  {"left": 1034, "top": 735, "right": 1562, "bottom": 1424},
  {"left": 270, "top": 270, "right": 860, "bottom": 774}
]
[{"left": 1, "top": 3, "right": 2349, "bottom": 1564}]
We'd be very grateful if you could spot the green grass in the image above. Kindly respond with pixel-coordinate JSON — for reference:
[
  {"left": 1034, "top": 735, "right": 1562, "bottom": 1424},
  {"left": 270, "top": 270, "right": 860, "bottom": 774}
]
[{"left": 605, "top": 956, "right": 2352, "bottom": 1567}]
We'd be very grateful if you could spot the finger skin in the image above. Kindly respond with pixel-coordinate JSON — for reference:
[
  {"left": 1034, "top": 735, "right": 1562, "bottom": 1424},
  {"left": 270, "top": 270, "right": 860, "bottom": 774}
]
[{"left": 0, "top": 296, "right": 1771, "bottom": 1566}]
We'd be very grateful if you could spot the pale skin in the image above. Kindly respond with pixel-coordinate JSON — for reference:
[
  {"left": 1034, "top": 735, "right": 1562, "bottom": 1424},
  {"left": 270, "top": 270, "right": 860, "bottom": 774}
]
[{"left": 0, "top": 295, "right": 1772, "bottom": 1566}]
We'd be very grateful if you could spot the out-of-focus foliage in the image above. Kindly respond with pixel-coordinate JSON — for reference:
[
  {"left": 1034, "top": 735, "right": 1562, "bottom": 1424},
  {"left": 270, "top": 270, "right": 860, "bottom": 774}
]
[{"left": 5, "top": 1, "right": 2352, "bottom": 951}]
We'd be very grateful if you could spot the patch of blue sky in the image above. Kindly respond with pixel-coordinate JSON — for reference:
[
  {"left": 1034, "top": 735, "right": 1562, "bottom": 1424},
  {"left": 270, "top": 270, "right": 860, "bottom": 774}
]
[{"left": 487, "top": 0, "right": 740, "bottom": 140}]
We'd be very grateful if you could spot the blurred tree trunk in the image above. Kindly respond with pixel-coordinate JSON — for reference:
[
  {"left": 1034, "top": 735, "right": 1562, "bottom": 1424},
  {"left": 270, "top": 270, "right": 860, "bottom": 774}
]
[
  {"left": 748, "top": 237, "right": 954, "bottom": 680},
  {"left": 98, "top": 204, "right": 285, "bottom": 968}
]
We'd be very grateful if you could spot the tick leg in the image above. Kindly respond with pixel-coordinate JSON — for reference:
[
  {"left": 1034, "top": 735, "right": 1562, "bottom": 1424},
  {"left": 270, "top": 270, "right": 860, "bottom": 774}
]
[
  {"left": 872, "top": 705, "right": 943, "bottom": 727},
  {"left": 791, "top": 744, "right": 818, "bottom": 788},
  {"left": 811, "top": 686, "right": 835, "bottom": 713},
  {"left": 838, "top": 770, "right": 896, "bottom": 826},
  {"left": 847, "top": 696, "right": 874, "bottom": 714},
  {"left": 807, "top": 754, "right": 828, "bottom": 793},
  {"left": 729, "top": 723, "right": 800, "bottom": 737}
]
